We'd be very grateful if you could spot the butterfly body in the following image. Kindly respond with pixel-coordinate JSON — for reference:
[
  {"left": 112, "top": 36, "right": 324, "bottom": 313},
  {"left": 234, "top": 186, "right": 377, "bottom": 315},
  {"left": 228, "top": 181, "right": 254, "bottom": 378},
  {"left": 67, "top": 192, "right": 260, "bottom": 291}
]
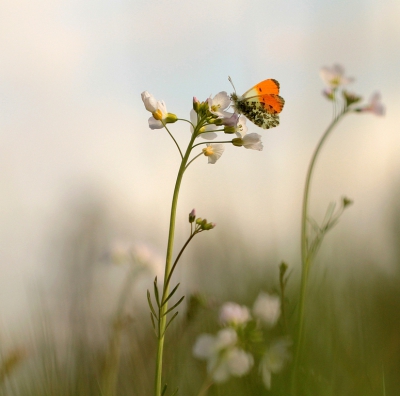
[{"left": 231, "top": 79, "right": 284, "bottom": 129}]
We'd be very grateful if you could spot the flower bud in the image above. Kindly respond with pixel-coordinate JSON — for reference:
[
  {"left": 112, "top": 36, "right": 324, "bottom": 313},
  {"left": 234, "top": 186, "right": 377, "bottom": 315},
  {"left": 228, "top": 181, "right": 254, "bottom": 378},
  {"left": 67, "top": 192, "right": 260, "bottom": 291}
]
[
  {"left": 193, "top": 97, "right": 200, "bottom": 112},
  {"left": 322, "top": 88, "right": 335, "bottom": 101},
  {"left": 189, "top": 209, "right": 196, "bottom": 223},
  {"left": 201, "top": 222, "right": 216, "bottom": 230},
  {"left": 196, "top": 218, "right": 203, "bottom": 225},
  {"left": 224, "top": 126, "right": 236, "bottom": 134},
  {"left": 231, "top": 138, "right": 243, "bottom": 147},
  {"left": 343, "top": 90, "right": 362, "bottom": 107},
  {"left": 165, "top": 113, "right": 178, "bottom": 124},
  {"left": 199, "top": 101, "right": 209, "bottom": 113},
  {"left": 342, "top": 196, "right": 353, "bottom": 208},
  {"left": 279, "top": 261, "right": 288, "bottom": 277}
]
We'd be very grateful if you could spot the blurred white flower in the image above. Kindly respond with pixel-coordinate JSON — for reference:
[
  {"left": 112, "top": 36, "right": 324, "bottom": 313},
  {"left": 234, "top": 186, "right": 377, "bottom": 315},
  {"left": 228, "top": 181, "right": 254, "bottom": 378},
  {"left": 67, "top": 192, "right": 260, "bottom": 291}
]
[
  {"left": 260, "top": 338, "right": 292, "bottom": 389},
  {"left": 219, "top": 302, "right": 251, "bottom": 326},
  {"left": 190, "top": 109, "right": 218, "bottom": 140},
  {"left": 202, "top": 143, "right": 225, "bottom": 164},
  {"left": 108, "top": 240, "right": 164, "bottom": 280},
  {"left": 207, "top": 91, "right": 231, "bottom": 117},
  {"left": 320, "top": 64, "right": 354, "bottom": 88},
  {"left": 360, "top": 91, "right": 385, "bottom": 116},
  {"left": 193, "top": 328, "right": 253, "bottom": 383},
  {"left": 213, "top": 347, "right": 254, "bottom": 382},
  {"left": 253, "top": 292, "right": 281, "bottom": 327}
]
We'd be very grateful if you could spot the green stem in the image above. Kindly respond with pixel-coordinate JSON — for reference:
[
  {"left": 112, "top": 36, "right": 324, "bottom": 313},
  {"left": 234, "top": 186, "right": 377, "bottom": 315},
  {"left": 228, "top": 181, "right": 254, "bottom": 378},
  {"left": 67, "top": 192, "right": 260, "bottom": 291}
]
[
  {"left": 165, "top": 231, "right": 198, "bottom": 289},
  {"left": 191, "top": 140, "right": 231, "bottom": 150},
  {"left": 291, "top": 108, "right": 348, "bottom": 394},
  {"left": 154, "top": 131, "right": 198, "bottom": 396},
  {"left": 163, "top": 122, "right": 183, "bottom": 159}
]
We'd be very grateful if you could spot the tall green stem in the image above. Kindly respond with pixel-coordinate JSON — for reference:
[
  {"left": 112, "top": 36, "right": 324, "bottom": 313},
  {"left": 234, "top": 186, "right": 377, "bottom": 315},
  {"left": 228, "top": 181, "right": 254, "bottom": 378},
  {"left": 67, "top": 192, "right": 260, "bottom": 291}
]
[
  {"left": 154, "top": 131, "right": 197, "bottom": 396},
  {"left": 291, "top": 109, "right": 348, "bottom": 394}
]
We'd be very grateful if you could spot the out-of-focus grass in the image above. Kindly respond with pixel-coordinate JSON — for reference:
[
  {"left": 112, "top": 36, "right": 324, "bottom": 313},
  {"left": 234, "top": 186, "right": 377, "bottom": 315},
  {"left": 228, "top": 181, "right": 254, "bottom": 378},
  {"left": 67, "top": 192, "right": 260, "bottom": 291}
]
[{"left": 1, "top": 207, "right": 400, "bottom": 396}]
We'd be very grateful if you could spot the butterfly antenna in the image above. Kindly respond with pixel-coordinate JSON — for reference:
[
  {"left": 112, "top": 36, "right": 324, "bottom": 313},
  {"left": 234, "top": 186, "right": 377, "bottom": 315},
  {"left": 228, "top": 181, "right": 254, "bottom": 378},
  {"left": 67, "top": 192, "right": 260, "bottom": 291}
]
[{"left": 228, "top": 76, "right": 236, "bottom": 94}]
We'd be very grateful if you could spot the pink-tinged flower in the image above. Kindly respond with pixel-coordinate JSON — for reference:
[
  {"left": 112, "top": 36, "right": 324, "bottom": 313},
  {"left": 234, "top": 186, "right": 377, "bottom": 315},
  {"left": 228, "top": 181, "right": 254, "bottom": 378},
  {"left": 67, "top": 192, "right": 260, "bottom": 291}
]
[
  {"left": 190, "top": 109, "right": 218, "bottom": 140},
  {"left": 207, "top": 91, "right": 231, "bottom": 117},
  {"left": 219, "top": 302, "right": 251, "bottom": 326},
  {"left": 320, "top": 64, "right": 354, "bottom": 88},
  {"left": 219, "top": 112, "right": 248, "bottom": 135},
  {"left": 253, "top": 293, "right": 280, "bottom": 327},
  {"left": 193, "top": 328, "right": 254, "bottom": 383},
  {"left": 202, "top": 143, "right": 225, "bottom": 164},
  {"left": 260, "top": 338, "right": 292, "bottom": 389},
  {"left": 359, "top": 92, "right": 385, "bottom": 116},
  {"left": 219, "top": 112, "right": 239, "bottom": 127},
  {"left": 141, "top": 91, "right": 176, "bottom": 129}
]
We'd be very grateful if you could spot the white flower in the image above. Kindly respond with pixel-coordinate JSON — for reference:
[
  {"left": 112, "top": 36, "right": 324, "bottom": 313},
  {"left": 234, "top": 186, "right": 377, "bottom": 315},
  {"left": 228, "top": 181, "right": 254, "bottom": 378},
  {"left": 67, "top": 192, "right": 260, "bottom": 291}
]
[
  {"left": 141, "top": 91, "right": 159, "bottom": 112},
  {"left": 360, "top": 91, "right": 385, "bottom": 116},
  {"left": 207, "top": 91, "right": 231, "bottom": 117},
  {"left": 193, "top": 328, "right": 253, "bottom": 383},
  {"left": 190, "top": 109, "right": 218, "bottom": 140},
  {"left": 141, "top": 91, "right": 168, "bottom": 129},
  {"left": 202, "top": 143, "right": 225, "bottom": 164},
  {"left": 212, "top": 348, "right": 254, "bottom": 383},
  {"left": 260, "top": 338, "right": 292, "bottom": 389},
  {"left": 219, "top": 302, "right": 251, "bottom": 326},
  {"left": 233, "top": 132, "right": 263, "bottom": 151},
  {"left": 253, "top": 293, "right": 281, "bottom": 327},
  {"left": 320, "top": 64, "right": 354, "bottom": 88}
]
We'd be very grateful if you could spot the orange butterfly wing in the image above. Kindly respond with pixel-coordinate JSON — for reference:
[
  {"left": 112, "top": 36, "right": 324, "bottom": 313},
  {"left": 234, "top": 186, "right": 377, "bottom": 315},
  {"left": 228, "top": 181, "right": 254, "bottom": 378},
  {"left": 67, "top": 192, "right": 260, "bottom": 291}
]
[
  {"left": 259, "top": 93, "right": 285, "bottom": 114},
  {"left": 242, "top": 79, "right": 284, "bottom": 114}
]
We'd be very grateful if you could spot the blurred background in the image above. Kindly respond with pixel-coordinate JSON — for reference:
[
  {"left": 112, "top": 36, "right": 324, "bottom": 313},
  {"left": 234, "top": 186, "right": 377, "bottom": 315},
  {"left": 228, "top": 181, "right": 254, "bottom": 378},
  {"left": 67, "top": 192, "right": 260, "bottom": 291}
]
[{"left": 0, "top": 0, "right": 399, "bottom": 394}]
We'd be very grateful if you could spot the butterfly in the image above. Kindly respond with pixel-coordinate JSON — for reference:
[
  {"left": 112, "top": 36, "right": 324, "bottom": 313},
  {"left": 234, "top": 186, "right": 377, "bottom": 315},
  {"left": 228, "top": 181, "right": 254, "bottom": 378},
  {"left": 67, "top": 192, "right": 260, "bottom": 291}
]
[{"left": 230, "top": 78, "right": 285, "bottom": 129}]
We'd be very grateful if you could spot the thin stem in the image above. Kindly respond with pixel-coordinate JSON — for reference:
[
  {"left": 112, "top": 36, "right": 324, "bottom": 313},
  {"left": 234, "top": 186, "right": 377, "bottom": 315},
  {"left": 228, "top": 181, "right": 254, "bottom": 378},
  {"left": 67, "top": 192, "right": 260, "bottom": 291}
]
[
  {"left": 164, "top": 232, "right": 198, "bottom": 290},
  {"left": 185, "top": 153, "right": 203, "bottom": 170},
  {"left": 191, "top": 140, "right": 232, "bottom": 150},
  {"left": 197, "top": 376, "right": 213, "bottom": 396},
  {"left": 177, "top": 118, "right": 195, "bottom": 128},
  {"left": 291, "top": 108, "right": 349, "bottom": 394},
  {"left": 163, "top": 122, "right": 183, "bottom": 160},
  {"left": 154, "top": 130, "right": 198, "bottom": 396}
]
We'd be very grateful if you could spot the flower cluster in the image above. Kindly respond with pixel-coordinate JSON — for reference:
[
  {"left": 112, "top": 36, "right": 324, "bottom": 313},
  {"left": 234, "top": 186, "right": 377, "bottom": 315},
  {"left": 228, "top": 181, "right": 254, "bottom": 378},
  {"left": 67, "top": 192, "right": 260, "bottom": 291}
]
[
  {"left": 320, "top": 64, "right": 385, "bottom": 116},
  {"left": 141, "top": 88, "right": 265, "bottom": 166},
  {"left": 193, "top": 293, "right": 291, "bottom": 389}
]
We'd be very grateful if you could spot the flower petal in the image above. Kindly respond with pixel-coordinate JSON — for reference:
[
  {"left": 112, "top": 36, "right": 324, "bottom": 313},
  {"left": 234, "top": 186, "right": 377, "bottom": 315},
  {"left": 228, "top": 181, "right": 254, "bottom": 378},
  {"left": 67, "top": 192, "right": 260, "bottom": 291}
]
[
  {"left": 141, "top": 91, "right": 158, "bottom": 112},
  {"left": 193, "top": 334, "right": 216, "bottom": 359},
  {"left": 205, "top": 143, "right": 225, "bottom": 164},
  {"left": 253, "top": 292, "right": 281, "bottom": 326},
  {"left": 242, "top": 133, "right": 263, "bottom": 151},
  {"left": 148, "top": 116, "right": 164, "bottom": 129}
]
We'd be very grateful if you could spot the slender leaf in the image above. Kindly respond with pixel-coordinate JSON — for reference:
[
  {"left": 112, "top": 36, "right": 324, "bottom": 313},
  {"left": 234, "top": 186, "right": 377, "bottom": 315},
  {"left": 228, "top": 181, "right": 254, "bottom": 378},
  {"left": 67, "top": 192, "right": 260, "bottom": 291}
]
[
  {"left": 154, "top": 277, "right": 161, "bottom": 308},
  {"left": 162, "top": 296, "right": 185, "bottom": 317},
  {"left": 162, "top": 312, "right": 179, "bottom": 337},
  {"left": 162, "top": 283, "right": 180, "bottom": 307},
  {"left": 147, "top": 290, "right": 158, "bottom": 318},
  {"left": 150, "top": 312, "right": 156, "bottom": 330}
]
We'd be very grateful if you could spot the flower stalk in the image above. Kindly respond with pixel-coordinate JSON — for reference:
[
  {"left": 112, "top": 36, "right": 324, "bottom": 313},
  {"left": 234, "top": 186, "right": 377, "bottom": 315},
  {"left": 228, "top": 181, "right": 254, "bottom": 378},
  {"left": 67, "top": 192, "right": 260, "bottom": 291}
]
[
  {"left": 154, "top": 131, "right": 197, "bottom": 396},
  {"left": 291, "top": 108, "right": 348, "bottom": 393}
]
